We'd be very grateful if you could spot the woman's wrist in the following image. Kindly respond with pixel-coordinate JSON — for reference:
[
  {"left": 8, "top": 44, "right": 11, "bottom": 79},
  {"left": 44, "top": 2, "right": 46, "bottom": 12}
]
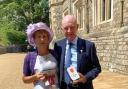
[{"left": 32, "top": 74, "right": 37, "bottom": 82}]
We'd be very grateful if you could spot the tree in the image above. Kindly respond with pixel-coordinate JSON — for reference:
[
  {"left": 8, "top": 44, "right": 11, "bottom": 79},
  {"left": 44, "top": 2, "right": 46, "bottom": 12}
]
[
  {"left": 0, "top": 0, "right": 49, "bottom": 31},
  {"left": 0, "top": 0, "right": 49, "bottom": 46}
]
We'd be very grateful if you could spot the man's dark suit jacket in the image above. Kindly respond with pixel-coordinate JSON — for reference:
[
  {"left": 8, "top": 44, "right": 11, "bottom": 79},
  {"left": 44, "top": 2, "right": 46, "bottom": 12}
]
[{"left": 54, "top": 37, "right": 101, "bottom": 89}]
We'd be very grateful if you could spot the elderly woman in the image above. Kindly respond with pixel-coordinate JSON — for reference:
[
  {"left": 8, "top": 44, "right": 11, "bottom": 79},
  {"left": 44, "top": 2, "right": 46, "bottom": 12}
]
[{"left": 22, "top": 22, "right": 59, "bottom": 89}]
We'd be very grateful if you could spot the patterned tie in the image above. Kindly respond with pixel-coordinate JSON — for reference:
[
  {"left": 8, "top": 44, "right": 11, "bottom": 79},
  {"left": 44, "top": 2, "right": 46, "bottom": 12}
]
[{"left": 64, "top": 42, "right": 72, "bottom": 84}]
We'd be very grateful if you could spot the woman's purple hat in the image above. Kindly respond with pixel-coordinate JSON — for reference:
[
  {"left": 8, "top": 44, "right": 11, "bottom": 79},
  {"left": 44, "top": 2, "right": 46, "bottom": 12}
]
[{"left": 26, "top": 22, "right": 53, "bottom": 46}]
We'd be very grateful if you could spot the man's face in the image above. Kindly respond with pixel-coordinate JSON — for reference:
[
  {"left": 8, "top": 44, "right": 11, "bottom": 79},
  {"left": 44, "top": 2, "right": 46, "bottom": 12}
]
[{"left": 61, "top": 18, "right": 78, "bottom": 42}]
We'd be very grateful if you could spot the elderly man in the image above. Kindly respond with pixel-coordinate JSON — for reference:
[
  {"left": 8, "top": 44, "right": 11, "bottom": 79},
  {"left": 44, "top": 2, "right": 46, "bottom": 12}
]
[{"left": 54, "top": 15, "right": 101, "bottom": 89}]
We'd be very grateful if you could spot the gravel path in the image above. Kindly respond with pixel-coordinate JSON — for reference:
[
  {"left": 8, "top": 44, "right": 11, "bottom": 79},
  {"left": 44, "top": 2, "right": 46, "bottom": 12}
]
[
  {"left": 0, "top": 53, "right": 32, "bottom": 89},
  {"left": 0, "top": 53, "right": 128, "bottom": 89}
]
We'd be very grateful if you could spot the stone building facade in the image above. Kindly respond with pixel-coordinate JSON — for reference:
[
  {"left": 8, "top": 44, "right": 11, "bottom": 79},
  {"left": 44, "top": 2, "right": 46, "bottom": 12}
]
[{"left": 49, "top": 0, "right": 128, "bottom": 74}]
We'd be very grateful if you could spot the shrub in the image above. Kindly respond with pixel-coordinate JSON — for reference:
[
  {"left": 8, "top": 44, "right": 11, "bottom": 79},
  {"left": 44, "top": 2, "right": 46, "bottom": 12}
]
[{"left": 0, "top": 30, "right": 26, "bottom": 46}]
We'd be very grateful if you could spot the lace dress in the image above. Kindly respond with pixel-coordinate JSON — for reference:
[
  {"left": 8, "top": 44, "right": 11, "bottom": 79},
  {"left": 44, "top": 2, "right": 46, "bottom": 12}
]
[{"left": 34, "top": 53, "right": 58, "bottom": 89}]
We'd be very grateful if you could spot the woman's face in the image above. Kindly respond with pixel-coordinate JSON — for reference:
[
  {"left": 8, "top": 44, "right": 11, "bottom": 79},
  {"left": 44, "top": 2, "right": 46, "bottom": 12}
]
[{"left": 33, "top": 30, "right": 49, "bottom": 48}]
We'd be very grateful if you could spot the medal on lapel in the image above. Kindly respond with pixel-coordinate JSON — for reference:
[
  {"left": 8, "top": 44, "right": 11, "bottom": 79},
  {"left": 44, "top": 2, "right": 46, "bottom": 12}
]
[{"left": 80, "top": 47, "right": 84, "bottom": 53}]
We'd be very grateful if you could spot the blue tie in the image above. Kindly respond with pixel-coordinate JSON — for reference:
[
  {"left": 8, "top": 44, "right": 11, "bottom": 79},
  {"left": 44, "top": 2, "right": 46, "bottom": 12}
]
[{"left": 64, "top": 43, "right": 72, "bottom": 84}]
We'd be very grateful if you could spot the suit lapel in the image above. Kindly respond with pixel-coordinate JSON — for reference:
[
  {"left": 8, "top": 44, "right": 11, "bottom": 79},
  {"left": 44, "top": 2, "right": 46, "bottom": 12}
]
[
  {"left": 61, "top": 39, "right": 66, "bottom": 66},
  {"left": 77, "top": 38, "right": 86, "bottom": 71},
  {"left": 60, "top": 39, "right": 66, "bottom": 80}
]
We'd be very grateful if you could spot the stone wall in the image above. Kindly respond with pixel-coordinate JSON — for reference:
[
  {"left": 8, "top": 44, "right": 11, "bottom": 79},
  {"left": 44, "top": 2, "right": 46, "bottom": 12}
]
[
  {"left": 0, "top": 44, "right": 28, "bottom": 54},
  {"left": 49, "top": 0, "right": 64, "bottom": 41},
  {"left": 49, "top": 0, "right": 128, "bottom": 74},
  {"left": 88, "top": 26, "right": 128, "bottom": 75},
  {"left": 87, "top": 0, "right": 128, "bottom": 74}
]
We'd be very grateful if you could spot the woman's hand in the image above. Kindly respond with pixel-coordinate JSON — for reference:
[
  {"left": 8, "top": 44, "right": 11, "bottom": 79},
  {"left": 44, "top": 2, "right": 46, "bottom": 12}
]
[
  {"left": 34, "top": 72, "right": 48, "bottom": 82},
  {"left": 22, "top": 72, "right": 47, "bottom": 84}
]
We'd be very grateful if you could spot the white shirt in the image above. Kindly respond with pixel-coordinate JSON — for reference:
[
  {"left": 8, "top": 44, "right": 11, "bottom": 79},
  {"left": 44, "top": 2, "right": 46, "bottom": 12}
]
[
  {"left": 34, "top": 53, "right": 58, "bottom": 89},
  {"left": 65, "top": 37, "right": 78, "bottom": 70}
]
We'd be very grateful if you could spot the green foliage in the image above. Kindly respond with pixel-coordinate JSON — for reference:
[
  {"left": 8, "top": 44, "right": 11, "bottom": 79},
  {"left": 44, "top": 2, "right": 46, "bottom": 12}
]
[
  {"left": 0, "top": 29, "right": 26, "bottom": 46},
  {"left": 0, "top": 0, "right": 49, "bottom": 46},
  {"left": 0, "top": 30, "right": 10, "bottom": 46},
  {"left": 7, "top": 30, "right": 26, "bottom": 44},
  {"left": 0, "top": 0, "right": 49, "bottom": 30}
]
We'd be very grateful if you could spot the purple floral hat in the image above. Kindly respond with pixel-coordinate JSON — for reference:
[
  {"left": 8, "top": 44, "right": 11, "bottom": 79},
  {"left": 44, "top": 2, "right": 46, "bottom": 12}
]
[{"left": 26, "top": 22, "right": 53, "bottom": 46}]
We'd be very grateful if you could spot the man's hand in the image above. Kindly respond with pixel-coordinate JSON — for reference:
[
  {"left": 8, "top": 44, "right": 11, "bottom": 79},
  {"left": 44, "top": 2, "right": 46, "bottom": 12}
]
[{"left": 72, "top": 73, "right": 87, "bottom": 85}]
